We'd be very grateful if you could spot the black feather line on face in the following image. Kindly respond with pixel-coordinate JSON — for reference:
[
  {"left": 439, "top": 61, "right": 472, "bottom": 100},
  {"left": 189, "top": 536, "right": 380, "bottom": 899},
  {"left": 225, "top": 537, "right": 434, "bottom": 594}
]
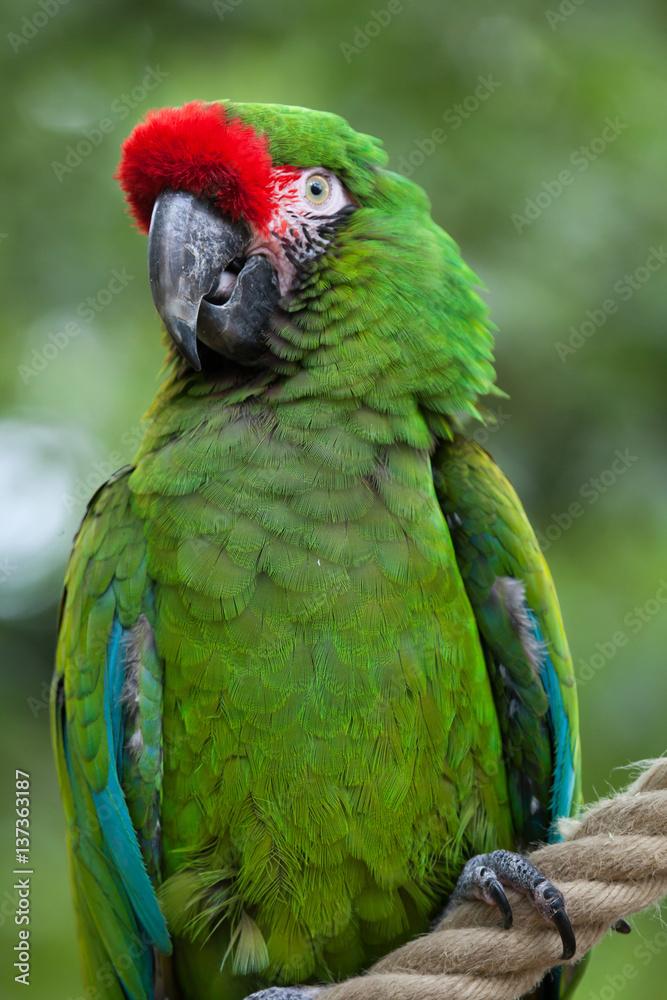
[
  {"left": 284, "top": 247, "right": 300, "bottom": 269},
  {"left": 284, "top": 203, "right": 357, "bottom": 276},
  {"left": 317, "top": 203, "right": 357, "bottom": 230}
]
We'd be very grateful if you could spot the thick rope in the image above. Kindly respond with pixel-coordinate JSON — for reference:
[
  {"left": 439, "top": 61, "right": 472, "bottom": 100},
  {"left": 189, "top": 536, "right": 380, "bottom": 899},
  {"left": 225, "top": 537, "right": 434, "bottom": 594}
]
[{"left": 314, "top": 758, "right": 667, "bottom": 1000}]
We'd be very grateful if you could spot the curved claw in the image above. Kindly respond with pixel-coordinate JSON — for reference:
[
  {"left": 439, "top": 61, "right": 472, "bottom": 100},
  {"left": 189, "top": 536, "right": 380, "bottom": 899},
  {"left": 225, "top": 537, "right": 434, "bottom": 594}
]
[
  {"left": 488, "top": 880, "right": 513, "bottom": 930},
  {"left": 552, "top": 907, "right": 576, "bottom": 961}
]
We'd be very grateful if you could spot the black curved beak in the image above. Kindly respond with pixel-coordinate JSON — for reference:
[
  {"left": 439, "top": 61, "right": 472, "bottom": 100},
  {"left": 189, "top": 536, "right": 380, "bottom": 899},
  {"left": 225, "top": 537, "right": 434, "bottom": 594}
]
[{"left": 147, "top": 189, "right": 280, "bottom": 370}]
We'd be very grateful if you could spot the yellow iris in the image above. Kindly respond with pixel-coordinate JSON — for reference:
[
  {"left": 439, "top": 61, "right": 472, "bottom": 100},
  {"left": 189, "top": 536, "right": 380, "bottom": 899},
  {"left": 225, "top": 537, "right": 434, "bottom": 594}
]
[{"left": 305, "top": 174, "right": 330, "bottom": 204}]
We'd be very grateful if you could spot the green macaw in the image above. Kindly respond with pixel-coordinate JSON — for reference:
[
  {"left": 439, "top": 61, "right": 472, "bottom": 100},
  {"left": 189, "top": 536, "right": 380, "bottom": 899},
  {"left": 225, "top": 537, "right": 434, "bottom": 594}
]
[{"left": 52, "top": 101, "right": 585, "bottom": 1000}]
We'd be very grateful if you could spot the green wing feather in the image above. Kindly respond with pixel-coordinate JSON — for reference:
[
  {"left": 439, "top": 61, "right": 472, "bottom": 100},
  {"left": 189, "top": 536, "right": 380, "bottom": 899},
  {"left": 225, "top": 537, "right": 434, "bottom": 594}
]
[
  {"left": 51, "top": 468, "right": 171, "bottom": 1000},
  {"left": 434, "top": 432, "right": 582, "bottom": 845}
]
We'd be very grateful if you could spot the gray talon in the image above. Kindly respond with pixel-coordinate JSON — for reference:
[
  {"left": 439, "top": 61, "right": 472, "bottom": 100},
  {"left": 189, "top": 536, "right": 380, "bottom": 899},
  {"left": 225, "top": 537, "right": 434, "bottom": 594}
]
[
  {"left": 448, "top": 849, "right": 576, "bottom": 958},
  {"left": 487, "top": 877, "right": 513, "bottom": 929}
]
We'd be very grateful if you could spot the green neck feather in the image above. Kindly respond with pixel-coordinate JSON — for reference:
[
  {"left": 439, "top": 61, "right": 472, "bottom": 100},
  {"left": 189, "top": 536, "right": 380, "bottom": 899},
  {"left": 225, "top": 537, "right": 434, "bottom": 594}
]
[{"left": 144, "top": 167, "right": 497, "bottom": 452}]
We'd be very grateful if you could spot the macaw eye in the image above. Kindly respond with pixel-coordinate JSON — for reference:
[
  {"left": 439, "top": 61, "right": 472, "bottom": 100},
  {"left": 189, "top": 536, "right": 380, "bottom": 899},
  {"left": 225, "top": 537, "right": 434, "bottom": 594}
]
[{"left": 305, "top": 174, "right": 331, "bottom": 204}]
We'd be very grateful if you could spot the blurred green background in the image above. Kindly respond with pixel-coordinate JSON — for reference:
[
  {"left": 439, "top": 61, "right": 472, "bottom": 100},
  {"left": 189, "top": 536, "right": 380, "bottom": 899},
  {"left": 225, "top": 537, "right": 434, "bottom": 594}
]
[{"left": 1, "top": 1, "right": 666, "bottom": 997}]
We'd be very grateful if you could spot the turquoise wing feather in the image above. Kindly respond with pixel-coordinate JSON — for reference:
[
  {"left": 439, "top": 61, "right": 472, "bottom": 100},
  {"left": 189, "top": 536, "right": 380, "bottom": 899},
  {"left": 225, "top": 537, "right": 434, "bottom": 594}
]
[
  {"left": 434, "top": 433, "right": 581, "bottom": 846},
  {"left": 51, "top": 469, "right": 171, "bottom": 1000}
]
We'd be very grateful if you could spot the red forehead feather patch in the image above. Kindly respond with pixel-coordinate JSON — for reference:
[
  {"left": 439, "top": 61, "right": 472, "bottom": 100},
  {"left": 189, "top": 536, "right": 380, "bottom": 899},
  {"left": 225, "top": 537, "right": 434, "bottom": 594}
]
[{"left": 116, "top": 101, "right": 273, "bottom": 233}]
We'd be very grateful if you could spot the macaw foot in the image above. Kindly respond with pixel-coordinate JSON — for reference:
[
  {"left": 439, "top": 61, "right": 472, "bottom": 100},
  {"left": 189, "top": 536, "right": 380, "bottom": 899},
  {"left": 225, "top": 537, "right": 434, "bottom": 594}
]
[
  {"left": 243, "top": 989, "right": 320, "bottom": 1000},
  {"left": 448, "top": 849, "right": 576, "bottom": 960}
]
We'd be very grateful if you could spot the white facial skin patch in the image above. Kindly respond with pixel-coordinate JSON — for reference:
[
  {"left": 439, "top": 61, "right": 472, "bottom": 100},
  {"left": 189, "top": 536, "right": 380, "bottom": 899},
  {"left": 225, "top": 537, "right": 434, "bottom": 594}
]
[{"left": 210, "top": 167, "right": 356, "bottom": 299}]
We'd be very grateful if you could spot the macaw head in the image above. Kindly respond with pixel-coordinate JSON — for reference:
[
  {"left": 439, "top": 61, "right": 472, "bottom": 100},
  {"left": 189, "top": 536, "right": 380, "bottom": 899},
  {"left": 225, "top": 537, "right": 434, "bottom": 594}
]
[{"left": 117, "top": 100, "right": 496, "bottom": 417}]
